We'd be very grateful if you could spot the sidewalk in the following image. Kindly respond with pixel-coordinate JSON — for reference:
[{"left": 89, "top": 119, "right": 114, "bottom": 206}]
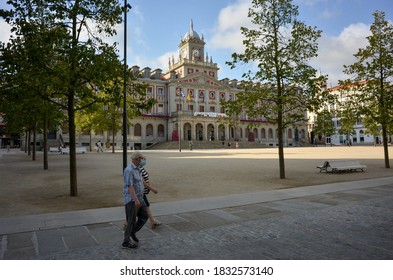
[{"left": 1, "top": 176, "right": 393, "bottom": 260}]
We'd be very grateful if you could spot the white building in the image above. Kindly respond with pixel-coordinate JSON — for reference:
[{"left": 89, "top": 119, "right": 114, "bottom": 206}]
[{"left": 322, "top": 85, "right": 381, "bottom": 146}]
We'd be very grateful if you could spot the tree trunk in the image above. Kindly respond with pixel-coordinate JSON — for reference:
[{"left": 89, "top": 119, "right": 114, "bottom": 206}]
[
  {"left": 89, "top": 130, "right": 92, "bottom": 152},
  {"left": 68, "top": 95, "right": 78, "bottom": 196},
  {"left": 24, "top": 132, "right": 28, "bottom": 153},
  {"left": 43, "top": 112, "right": 48, "bottom": 170},
  {"left": 68, "top": 2, "right": 79, "bottom": 197},
  {"left": 277, "top": 96, "right": 285, "bottom": 179},
  {"left": 28, "top": 130, "right": 31, "bottom": 156},
  {"left": 112, "top": 129, "right": 115, "bottom": 153},
  {"left": 277, "top": 121, "right": 285, "bottom": 179},
  {"left": 382, "top": 125, "right": 390, "bottom": 168},
  {"left": 32, "top": 127, "right": 36, "bottom": 161}
]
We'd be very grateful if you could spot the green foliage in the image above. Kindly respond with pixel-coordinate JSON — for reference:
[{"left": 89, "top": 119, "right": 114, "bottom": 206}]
[
  {"left": 1, "top": 0, "right": 124, "bottom": 195},
  {"left": 342, "top": 11, "right": 393, "bottom": 167},
  {"left": 223, "top": 0, "right": 325, "bottom": 178},
  {"left": 313, "top": 109, "right": 335, "bottom": 142}
]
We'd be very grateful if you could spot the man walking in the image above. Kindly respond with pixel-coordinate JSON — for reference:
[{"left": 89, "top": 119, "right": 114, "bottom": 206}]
[{"left": 122, "top": 151, "right": 148, "bottom": 249}]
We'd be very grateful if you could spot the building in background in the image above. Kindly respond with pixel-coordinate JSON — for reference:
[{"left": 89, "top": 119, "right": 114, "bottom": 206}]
[{"left": 21, "top": 20, "right": 309, "bottom": 151}]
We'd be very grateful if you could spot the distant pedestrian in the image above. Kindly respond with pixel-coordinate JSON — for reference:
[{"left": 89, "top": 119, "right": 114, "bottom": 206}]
[
  {"left": 96, "top": 140, "right": 103, "bottom": 152},
  {"left": 189, "top": 141, "right": 193, "bottom": 151},
  {"left": 122, "top": 151, "right": 148, "bottom": 249}
]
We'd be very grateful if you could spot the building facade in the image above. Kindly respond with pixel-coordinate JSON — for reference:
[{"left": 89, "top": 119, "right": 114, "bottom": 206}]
[
  {"left": 32, "top": 20, "right": 309, "bottom": 150},
  {"left": 308, "top": 84, "right": 389, "bottom": 146}
]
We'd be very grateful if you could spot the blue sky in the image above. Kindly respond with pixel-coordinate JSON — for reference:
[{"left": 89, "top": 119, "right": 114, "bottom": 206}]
[{"left": 1, "top": 0, "right": 392, "bottom": 86}]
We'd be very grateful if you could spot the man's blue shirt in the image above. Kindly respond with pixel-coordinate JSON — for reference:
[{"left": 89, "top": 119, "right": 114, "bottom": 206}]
[{"left": 123, "top": 162, "right": 144, "bottom": 205}]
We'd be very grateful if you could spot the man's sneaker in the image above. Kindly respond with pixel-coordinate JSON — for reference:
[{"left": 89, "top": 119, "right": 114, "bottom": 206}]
[
  {"left": 122, "top": 242, "right": 138, "bottom": 249},
  {"left": 131, "top": 233, "right": 139, "bottom": 243}
]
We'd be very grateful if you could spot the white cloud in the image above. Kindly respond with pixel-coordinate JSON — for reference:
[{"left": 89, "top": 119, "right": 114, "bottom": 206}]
[
  {"left": 0, "top": 19, "right": 11, "bottom": 44},
  {"left": 210, "top": 0, "right": 251, "bottom": 52},
  {"left": 210, "top": 0, "right": 372, "bottom": 86},
  {"left": 314, "top": 23, "right": 370, "bottom": 86}
]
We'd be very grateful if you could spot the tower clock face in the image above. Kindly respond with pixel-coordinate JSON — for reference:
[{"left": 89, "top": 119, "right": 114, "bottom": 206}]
[
  {"left": 193, "top": 49, "right": 199, "bottom": 57},
  {"left": 182, "top": 49, "right": 187, "bottom": 58}
]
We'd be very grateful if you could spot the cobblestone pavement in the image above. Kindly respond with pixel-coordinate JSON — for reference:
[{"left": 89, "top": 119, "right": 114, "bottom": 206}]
[{"left": 1, "top": 179, "right": 393, "bottom": 260}]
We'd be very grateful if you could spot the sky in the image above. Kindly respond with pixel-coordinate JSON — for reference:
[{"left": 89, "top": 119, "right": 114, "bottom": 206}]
[{"left": 0, "top": 0, "right": 392, "bottom": 87}]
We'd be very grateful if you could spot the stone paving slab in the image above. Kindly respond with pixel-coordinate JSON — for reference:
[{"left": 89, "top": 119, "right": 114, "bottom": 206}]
[{"left": 1, "top": 182, "right": 392, "bottom": 260}]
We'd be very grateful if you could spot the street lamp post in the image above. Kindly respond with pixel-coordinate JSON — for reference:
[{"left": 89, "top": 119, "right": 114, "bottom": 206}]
[{"left": 122, "top": 1, "right": 131, "bottom": 171}]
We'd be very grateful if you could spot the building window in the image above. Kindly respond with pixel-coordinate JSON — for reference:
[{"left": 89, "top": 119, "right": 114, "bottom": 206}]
[
  {"left": 199, "top": 106, "right": 204, "bottom": 112},
  {"left": 157, "top": 87, "right": 164, "bottom": 95},
  {"left": 210, "top": 106, "right": 215, "bottom": 112},
  {"left": 158, "top": 104, "right": 164, "bottom": 114},
  {"left": 147, "top": 86, "right": 153, "bottom": 95},
  {"left": 134, "top": 124, "right": 142, "bottom": 137},
  {"left": 187, "top": 89, "right": 194, "bottom": 98},
  {"left": 81, "top": 129, "right": 90, "bottom": 136},
  {"left": 146, "top": 124, "right": 153, "bottom": 137},
  {"left": 359, "top": 130, "right": 365, "bottom": 142},
  {"left": 198, "top": 91, "right": 205, "bottom": 101},
  {"left": 158, "top": 125, "right": 165, "bottom": 137}
]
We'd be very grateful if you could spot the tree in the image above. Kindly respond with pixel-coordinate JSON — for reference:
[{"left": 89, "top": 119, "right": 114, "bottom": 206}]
[
  {"left": 337, "top": 95, "right": 358, "bottom": 145},
  {"left": 0, "top": 21, "right": 65, "bottom": 165},
  {"left": 312, "top": 109, "right": 335, "bottom": 146},
  {"left": 225, "top": 0, "right": 325, "bottom": 179},
  {"left": 83, "top": 74, "right": 155, "bottom": 153},
  {"left": 342, "top": 11, "right": 393, "bottom": 168},
  {"left": 1, "top": 0, "right": 124, "bottom": 196}
]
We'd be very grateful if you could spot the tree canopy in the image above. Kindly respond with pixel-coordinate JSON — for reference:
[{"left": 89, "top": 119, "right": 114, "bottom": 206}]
[
  {"left": 341, "top": 11, "right": 393, "bottom": 168},
  {"left": 224, "top": 0, "right": 326, "bottom": 179},
  {"left": 0, "top": 0, "right": 131, "bottom": 196}
]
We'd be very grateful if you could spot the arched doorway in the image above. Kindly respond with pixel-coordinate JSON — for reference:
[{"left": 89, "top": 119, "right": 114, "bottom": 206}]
[
  {"left": 171, "top": 123, "right": 179, "bottom": 141},
  {"left": 207, "top": 124, "right": 215, "bottom": 141},
  {"left": 196, "top": 123, "right": 203, "bottom": 141},
  {"left": 184, "top": 122, "right": 192, "bottom": 141},
  {"left": 218, "top": 124, "right": 225, "bottom": 141},
  {"left": 157, "top": 124, "right": 165, "bottom": 138}
]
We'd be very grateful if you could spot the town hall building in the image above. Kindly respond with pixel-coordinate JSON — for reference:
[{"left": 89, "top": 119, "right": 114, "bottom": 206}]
[{"left": 56, "top": 20, "right": 309, "bottom": 150}]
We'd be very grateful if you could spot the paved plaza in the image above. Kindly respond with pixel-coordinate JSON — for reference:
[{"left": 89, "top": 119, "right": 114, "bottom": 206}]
[{"left": 0, "top": 146, "right": 393, "bottom": 259}]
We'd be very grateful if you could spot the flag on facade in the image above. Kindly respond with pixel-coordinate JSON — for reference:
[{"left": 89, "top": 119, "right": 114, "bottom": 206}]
[
  {"left": 181, "top": 91, "right": 185, "bottom": 99},
  {"left": 187, "top": 90, "right": 191, "bottom": 101}
]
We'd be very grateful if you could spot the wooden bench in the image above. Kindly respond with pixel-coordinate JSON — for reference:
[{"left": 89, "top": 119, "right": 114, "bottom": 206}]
[
  {"left": 60, "top": 147, "right": 87, "bottom": 154},
  {"left": 317, "top": 160, "right": 367, "bottom": 173}
]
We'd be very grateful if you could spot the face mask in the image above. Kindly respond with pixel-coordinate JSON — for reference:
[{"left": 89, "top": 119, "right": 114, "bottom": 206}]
[{"left": 140, "top": 159, "right": 147, "bottom": 167}]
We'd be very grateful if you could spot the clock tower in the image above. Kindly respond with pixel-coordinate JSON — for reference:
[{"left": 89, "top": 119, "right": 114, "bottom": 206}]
[
  {"left": 169, "top": 19, "right": 219, "bottom": 79},
  {"left": 179, "top": 19, "right": 205, "bottom": 61}
]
